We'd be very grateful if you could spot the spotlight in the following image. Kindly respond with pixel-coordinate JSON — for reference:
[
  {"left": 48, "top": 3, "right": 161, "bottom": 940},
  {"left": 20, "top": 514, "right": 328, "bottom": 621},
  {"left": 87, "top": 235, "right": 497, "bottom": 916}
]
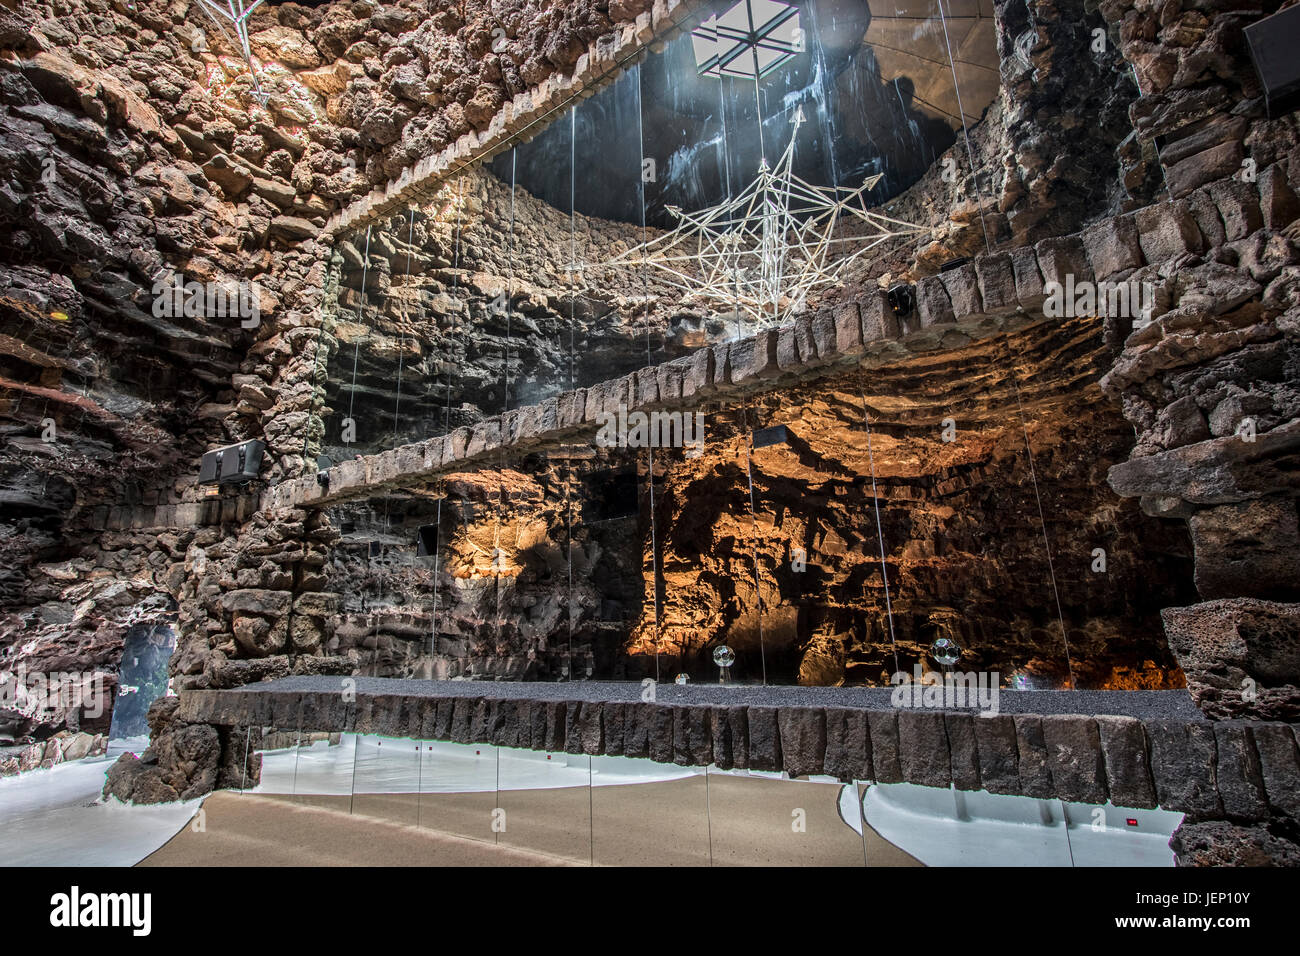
[
  {"left": 198, "top": 440, "right": 265, "bottom": 486},
  {"left": 315, "top": 454, "right": 332, "bottom": 489},
  {"left": 886, "top": 282, "right": 915, "bottom": 319},
  {"left": 1244, "top": 6, "right": 1300, "bottom": 119},
  {"left": 939, "top": 256, "right": 972, "bottom": 272}
]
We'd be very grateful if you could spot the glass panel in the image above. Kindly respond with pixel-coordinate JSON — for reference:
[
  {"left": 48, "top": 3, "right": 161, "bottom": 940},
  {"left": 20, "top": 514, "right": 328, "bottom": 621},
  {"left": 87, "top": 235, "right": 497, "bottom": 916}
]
[
  {"left": 291, "top": 731, "right": 354, "bottom": 812},
  {"left": 300, "top": 0, "right": 986, "bottom": 467},
  {"left": 417, "top": 740, "right": 499, "bottom": 845},
  {"left": 1008, "top": 316, "right": 1196, "bottom": 689},
  {"left": 591, "top": 756, "right": 709, "bottom": 865},
  {"left": 350, "top": 734, "right": 422, "bottom": 826},
  {"left": 1061, "top": 800, "right": 1182, "bottom": 867},
  {"left": 496, "top": 746, "right": 591, "bottom": 863},
  {"left": 250, "top": 721, "right": 298, "bottom": 802},
  {"left": 862, "top": 782, "right": 1074, "bottom": 866},
  {"left": 863, "top": 333, "right": 1078, "bottom": 688},
  {"left": 705, "top": 767, "right": 866, "bottom": 865}
]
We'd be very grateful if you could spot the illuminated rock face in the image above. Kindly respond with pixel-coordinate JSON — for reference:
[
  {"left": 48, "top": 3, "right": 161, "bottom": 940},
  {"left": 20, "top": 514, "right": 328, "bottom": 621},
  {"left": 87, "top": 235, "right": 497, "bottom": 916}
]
[
  {"left": 316, "top": 314, "right": 1196, "bottom": 690},
  {"left": 320, "top": 454, "right": 648, "bottom": 681},
  {"left": 623, "top": 316, "right": 1196, "bottom": 688}
]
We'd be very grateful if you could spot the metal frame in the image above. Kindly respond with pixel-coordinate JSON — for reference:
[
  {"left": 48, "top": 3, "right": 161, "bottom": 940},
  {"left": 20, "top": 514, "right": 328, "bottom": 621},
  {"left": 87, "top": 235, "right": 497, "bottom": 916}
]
[
  {"left": 195, "top": 0, "right": 270, "bottom": 104},
  {"left": 608, "top": 109, "right": 929, "bottom": 327},
  {"left": 693, "top": 0, "right": 802, "bottom": 80}
]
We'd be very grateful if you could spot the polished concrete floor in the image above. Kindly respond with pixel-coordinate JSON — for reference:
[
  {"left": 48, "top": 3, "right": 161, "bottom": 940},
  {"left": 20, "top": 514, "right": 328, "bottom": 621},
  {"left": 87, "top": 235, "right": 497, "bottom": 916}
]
[{"left": 139, "top": 775, "right": 919, "bottom": 867}]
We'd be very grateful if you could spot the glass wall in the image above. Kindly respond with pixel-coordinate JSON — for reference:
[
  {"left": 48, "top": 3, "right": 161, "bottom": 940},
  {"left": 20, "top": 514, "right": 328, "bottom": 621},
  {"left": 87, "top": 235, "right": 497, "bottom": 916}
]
[{"left": 244, "top": 729, "right": 1183, "bottom": 867}]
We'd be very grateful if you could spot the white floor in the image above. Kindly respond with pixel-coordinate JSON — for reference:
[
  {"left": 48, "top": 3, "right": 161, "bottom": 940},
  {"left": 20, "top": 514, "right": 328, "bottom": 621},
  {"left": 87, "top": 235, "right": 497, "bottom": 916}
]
[
  {"left": 0, "top": 738, "right": 203, "bottom": 867},
  {"left": 0, "top": 733, "right": 1183, "bottom": 867},
  {"left": 258, "top": 735, "right": 705, "bottom": 796},
  {"left": 839, "top": 781, "right": 1181, "bottom": 867}
]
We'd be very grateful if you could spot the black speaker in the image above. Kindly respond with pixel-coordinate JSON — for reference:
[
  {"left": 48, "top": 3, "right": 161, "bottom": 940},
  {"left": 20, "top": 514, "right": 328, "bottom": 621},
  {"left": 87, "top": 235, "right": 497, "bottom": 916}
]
[
  {"left": 198, "top": 440, "right": 266, "bottom": 486},
  {"left": 416, "top": 525, "right": 438, "bottom": 557},
  {"left": 1245, "top": 6, "right": 1300, "bottom": 119},
  {"left": 887, "top": 282, "right": 915, "bottom": 319}
]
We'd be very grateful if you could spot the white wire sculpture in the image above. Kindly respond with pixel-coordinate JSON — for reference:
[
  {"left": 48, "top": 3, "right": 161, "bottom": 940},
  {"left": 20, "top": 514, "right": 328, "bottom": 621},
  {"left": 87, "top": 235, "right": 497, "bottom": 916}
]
[
  {"left": 195, "top": 0, "right": 270, "bottom": 105},
  {"left": 609, "top": 108, "right": 929, "bottom": 326}
]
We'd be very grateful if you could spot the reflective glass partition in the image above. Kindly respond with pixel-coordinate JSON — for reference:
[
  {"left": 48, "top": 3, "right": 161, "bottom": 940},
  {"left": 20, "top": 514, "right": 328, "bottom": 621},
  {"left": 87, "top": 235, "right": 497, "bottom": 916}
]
[
  {"left": 418, "top": 740, "right": 499, "bottom": 845},
  {"left": 238, "top": 733, "right": 1183, "bottom": 866},
  {"left": 295, "top": 0, "right": 1189, "bottom": 691}
]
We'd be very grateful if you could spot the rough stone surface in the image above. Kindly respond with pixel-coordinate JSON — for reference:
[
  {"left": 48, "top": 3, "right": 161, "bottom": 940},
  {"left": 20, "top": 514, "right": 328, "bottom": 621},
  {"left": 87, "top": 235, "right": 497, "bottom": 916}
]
[
  {"left": 1096, "top": 715, "right": 1157, "bottom": 809},
  {"left": 1040, "top": 715, "right": 1106, "bottom": 805},
  {"left": 1161, "top": 598, "right": 1300, "bottom": 721}
]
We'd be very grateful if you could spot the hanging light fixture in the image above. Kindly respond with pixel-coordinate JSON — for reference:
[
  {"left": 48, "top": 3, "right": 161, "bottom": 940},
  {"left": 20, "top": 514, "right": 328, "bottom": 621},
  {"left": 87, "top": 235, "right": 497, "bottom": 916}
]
[{"left": 607, "top": 109, "right": 929, "bottom": 327}]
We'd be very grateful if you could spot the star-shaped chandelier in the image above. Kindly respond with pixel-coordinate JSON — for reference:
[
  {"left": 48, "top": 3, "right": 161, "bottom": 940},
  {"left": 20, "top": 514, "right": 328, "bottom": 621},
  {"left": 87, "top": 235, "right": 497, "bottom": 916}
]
[{"left": 609, "top": 109, "right": 928, "bottom": 327}]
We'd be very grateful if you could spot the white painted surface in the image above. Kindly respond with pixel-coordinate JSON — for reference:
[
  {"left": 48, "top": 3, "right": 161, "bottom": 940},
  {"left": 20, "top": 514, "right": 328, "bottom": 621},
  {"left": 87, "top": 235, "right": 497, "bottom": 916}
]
[
  {"left": 0, "top": 739, "right": 202, "bottom": 867},
  {"left": 843, "top": 781, "right": 1181, "bottom": 867},
  {"left": 259, "top": 735, "right": 704, "bottom": 795}
]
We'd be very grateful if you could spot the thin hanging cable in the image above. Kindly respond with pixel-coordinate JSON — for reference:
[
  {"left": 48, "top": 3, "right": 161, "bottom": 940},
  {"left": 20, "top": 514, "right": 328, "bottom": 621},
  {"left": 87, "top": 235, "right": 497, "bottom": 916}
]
[
  {"left": 860, "top": 395, "right": 900, "bottom": 676},
  {"left": 746, "top": 0, "right": 766, "bottom": 163},
  {"left": 741, "top": 36, "right": 771, "bottom": 682},
  {"left": 301, "top": 254, "right": 338, "bottom": 472},
  {"left": 492, "top": 150, "right": 519, "bottom": 676},
  {"left": 1003, "top": 342, "right": 1075, "bottom": 688},
  {"left": 740, "top": 401, "right": 768, "bottom": 685},
  {"left": 936, "top": 0, "right": 993, "bottom": 256},
  {"left": 717, "top": 45, "right": 766, "bottom": 683},
  {"left": 374, "top": 501, "right": 392, "bottom": 676},
  {"left": 432, "top": 178, "right": 468, "bottom": 660},
  {"left": 346, "top": 225, "right": 372, "bottom": 429},
  {"left": 566, "top": 106, "right": 577, "bottom": 675},
  {"left": 442, "top": 179, "right": 468, "bottom": 436},
  {"left": 504, "top": 148, "right": 517, "bottom": 416},
  {"left": 804, "top": 0, "right": 842, "bottom": 191},
  {"left": 635, "top": 64, "right": 662, "bottom": 684},
  {"left": 717, "top": 59, "right": 733, "bottom": 201},
  {"left": 393, "top": 208, "right": 414, "bottom": 439}
]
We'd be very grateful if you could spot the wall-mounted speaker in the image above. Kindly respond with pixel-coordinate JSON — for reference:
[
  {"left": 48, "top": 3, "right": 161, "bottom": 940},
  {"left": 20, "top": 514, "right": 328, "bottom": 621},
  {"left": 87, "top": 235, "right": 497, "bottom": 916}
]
[
  {"left": 198, "top": 440, "right": 265, "bottom": 486},
  {"left": 887, "top": 282, "right": 915, "bottom": 319},
  {"left": 1245, "top": 6, "right": 1300, "bottom": 119}
]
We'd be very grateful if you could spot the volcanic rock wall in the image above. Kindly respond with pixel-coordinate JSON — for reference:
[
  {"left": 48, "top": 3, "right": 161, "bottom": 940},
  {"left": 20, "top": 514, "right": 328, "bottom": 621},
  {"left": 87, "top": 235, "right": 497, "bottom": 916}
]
[
  {"left": 0, "top": 0, "right": 664, "bottom": 742},
  {"left": 623, "top": 318, "right": 1196, "bottom": 688},
  {"left": 1092, "top": 0, "right": 1300, "bottom": 723},
  {"left": 0, "top": 0, "right": 1296, "bottom": 869},
  {"left": 317, "top": 167, "right": 692, "bottom": 463},
  {"left": 320, "top": 449, "right": 646, "bottom": 680}
]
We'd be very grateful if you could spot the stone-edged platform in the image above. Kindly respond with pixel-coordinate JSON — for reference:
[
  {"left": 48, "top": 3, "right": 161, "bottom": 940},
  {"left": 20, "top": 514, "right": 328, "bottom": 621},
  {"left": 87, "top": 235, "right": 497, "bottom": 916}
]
[
  {"left": 264, "top": 185, "right": 1262, "bottom": 516},
  {"left": 177, "top": 678, "right": 1300, "bottom": 821},
  {"left": 263, "top": 301, "right": 1044, "bottom": 512}
]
